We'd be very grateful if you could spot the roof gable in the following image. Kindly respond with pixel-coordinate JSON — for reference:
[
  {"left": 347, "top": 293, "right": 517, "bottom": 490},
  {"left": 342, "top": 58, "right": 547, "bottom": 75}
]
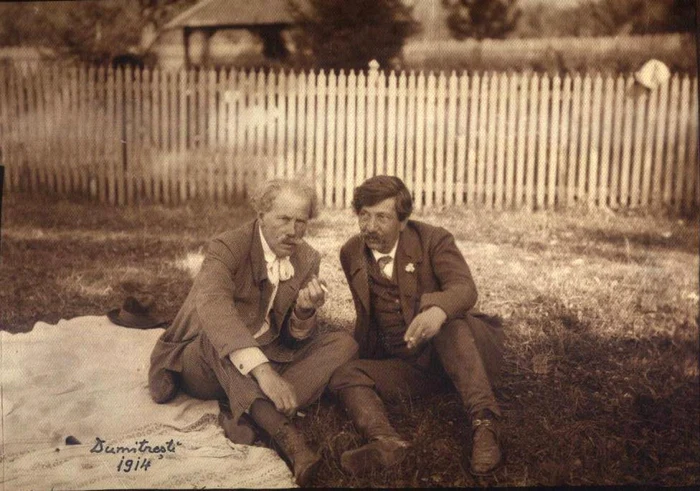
[{"left": 165, "top": 0, "right": 302, "bottom": 29}]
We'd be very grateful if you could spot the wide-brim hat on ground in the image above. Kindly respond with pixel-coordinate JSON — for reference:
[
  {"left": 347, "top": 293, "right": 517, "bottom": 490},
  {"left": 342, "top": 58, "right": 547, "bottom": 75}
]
[{"left": 107, "top": 296, "right": 167, "bottom": 329}]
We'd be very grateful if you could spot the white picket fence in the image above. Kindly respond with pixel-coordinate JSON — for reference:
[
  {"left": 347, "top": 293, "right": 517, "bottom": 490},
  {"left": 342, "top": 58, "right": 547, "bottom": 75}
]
[{"left": 0, "top": 63, "right": 697, "bottom": 212}]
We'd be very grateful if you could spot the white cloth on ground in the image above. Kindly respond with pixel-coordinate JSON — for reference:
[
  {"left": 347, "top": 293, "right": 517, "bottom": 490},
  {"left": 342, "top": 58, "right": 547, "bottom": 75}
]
[{"left": 0, "top": 315, "right": 295, "bottom": 489}]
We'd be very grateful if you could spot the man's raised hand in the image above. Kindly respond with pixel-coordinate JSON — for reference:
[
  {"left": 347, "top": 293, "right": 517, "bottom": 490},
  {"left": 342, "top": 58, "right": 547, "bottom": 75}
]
[
  {"left": 404, "top": 306, "right": 448, "bottom": 349},
  {"left": 295, "top": 275, "right": 328, "bottom": 318}
]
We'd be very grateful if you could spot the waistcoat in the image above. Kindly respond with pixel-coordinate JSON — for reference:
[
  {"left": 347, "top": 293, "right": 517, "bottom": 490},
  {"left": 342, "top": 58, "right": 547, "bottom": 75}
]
[{"left": 367, "top": 255, "right": 413, "bottom": 359}]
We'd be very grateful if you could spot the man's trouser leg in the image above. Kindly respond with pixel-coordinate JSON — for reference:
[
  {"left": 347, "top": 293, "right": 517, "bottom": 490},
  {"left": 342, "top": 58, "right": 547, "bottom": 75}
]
[
  {"left": 432, "top": 315, "right": 505, "bottom": 475},
  {"left": 277, "top": 330, "right": 359, "bottom": 408},
  {"left": 432, "top": 315, "right": 504, "bottom": 417},
  {"left": 180, "top": 332, "right": 263, "bottom": 445},
  {"left": 180, "top": 330, "right": 358, "bottom": 443},
  {"left": 180, "top": 330, "right": 355, "bottom": 485}
]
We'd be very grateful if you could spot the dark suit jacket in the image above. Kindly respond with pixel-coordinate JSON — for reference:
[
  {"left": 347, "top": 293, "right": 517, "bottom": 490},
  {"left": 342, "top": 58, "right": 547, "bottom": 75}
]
[
  {"left": 149, "top": 219, "right": 320, "bottom": 402},
  {"left": 340, "top": 220, "right": 482, "bottom": 359}
]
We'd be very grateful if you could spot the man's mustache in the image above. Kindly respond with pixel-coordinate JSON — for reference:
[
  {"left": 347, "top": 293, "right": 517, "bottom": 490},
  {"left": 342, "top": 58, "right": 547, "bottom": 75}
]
[
  {"left": 281, "top": 236, "right": 303, "bottom": 245},
  {"left": 362, "top": 233, "right": 382, "bottom": 242}
]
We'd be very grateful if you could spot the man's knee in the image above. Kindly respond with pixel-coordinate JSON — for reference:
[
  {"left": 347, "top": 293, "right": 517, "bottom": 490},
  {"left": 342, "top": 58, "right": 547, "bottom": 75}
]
[
  {"left": 315, "top": 330, "right": 359, "bottom": 365},
  {"left": 434, "top": 316, "right": 504, "bottom": 387},
  {"left": 328, "top": 360, "right": 374, "bottom": 393}
]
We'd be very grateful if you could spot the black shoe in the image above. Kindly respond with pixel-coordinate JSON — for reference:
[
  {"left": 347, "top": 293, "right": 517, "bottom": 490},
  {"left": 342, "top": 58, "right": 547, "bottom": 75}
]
[
  {"left": 469, "top": 410, "right": 502, "bottom": 476},
  {"left": 273, "top": 423, "right": 321, "bottom": 487}
]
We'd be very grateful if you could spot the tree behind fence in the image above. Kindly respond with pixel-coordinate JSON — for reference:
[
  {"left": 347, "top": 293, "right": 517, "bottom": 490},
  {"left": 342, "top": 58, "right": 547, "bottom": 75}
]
[{"left": 0, "top": 63, "right": 697, "bottom": 213}]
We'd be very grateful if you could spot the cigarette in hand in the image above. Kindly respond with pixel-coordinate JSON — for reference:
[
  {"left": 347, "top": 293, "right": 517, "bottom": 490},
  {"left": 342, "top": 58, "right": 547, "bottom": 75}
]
[{"left": 320, "top": 284, "right": 329, "bottom": 294}]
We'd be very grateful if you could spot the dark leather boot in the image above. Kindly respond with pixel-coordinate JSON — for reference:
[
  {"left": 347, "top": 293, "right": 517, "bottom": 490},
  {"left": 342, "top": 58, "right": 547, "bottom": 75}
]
[
  {"left": 338, "top": 386, "right": 411, "bottom": 474},
  {"left": 469, "top": 409, "right": 502, "bottom": 476},
  {"left": 272, "top": 423, "right": 321, "bottom": 487}
]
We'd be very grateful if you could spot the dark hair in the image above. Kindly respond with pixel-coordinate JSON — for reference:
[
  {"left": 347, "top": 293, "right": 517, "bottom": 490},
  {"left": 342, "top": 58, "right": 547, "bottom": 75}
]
[{"left": 352, "top": 175, "right": 413, "bottom": 221}]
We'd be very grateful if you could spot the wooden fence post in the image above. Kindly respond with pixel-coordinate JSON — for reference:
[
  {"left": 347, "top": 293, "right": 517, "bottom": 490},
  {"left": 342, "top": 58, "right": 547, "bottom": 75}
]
[
  {"left": 467, "top": 71, "right": 480, "bottom": 207},
  {"left": 435, "top": 71, "right": 447, "bottom": 207},
  {"left": 567, "top": 73, "right": 582, "bottom": 208},
  {"left": 387, "top": 70, "right": 398, "bottom": 179},
  {"left": 396, "top": 71, "right": 407, "bottom": 183},
  {"left": 577, "top": 74, "right": 592, "bottom": 205},
  {"left": 664, "top": 75, "right": 680, "bottom": 207},
  {"left": 588, "top": 74, "right": 603, "bottom": 207},
  {"left": 536, "top": 73, "right": 550, "bottom": 210},
  {"left": 455, "top": 71, "right": 469, "bottom": 206},
  {"left": 557, "top": 74, "right": 572, "bottom": 208},
  {"left": 405, "top": 71, "right": 417, "bottom": 200},
  {"left": 515, "top": 72, "right": 527, "bottom": 209},
  {"left": 314, "top": 69, "right": 326, "bottom": 201},
  {"left": 445, "top": 71, "right": 458, "bottom": 207},
  {"left": 548, "top": 74, "right": 561, "bottom": 209},
  {"left": 599, "top": 75, "right": 615, "bottom": 208},
  {"left": 324, "top": 70, "right": 337, "bottom": 207},
  {"left": 424, "top": 71, "right": 437, "bottom": 209},
  {"left": 345, "top": 70, "right": 357, "bottom": 207},
  {"left": 414, "top": 71, "right": 426, "bottom": 210},
  {"left": 476, "top": 72, "right": 488, "bottom": 208},
  {"left": 485, "top": 71, "right": 498, "bottom": 210},
  {"left": 335, "top": 70, "right": 347, "bottom": 208},
  {"left": 526, "top": 72, "right": 539, "bottom": 210}
]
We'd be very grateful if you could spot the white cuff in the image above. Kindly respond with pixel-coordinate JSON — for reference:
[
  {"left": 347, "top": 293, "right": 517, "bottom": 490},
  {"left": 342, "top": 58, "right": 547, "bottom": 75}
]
[
  {"left": 289, "top": 310, "right": 316, "bottom": 340},
  {"left": 229, "top": 347, "right": 269, "bottom": 375}
]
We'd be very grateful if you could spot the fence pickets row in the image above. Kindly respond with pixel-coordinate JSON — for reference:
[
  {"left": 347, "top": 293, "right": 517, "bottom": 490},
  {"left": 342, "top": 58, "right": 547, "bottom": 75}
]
[{"left": 0, "top": 64, "right": 697, "bottom": 213}]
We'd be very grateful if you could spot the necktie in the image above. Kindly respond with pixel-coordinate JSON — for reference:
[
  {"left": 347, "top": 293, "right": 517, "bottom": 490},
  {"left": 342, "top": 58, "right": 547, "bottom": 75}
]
[
  {"left": 266, "top": 257, "right": 294, "bottom": 285},
  {"left": 377, "top": 255, "right": 393, "bottom": 279},
  {"left": 255, "top": 256, "right": 294, "bottom": 339}
]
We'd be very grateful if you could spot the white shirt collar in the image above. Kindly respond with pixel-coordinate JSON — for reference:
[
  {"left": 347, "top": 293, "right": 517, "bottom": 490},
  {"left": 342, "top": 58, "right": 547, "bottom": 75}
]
[
  {"left": 258, "top": 224, "right": 279, "bottom": 265},
  {"left": 370, "top": 238, "right": 399, "bottom": 262}
]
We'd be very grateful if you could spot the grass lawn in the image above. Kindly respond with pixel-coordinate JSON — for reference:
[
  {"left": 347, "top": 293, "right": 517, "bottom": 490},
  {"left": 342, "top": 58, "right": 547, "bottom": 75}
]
[{"left": 1, "top": 192, "right": 698, "bottom": 487}]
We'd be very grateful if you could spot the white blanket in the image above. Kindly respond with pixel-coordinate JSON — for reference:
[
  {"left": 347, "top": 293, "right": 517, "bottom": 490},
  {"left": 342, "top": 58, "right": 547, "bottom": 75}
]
[{"left": 0, "top": 316, "right": 295, "bottom": 489}]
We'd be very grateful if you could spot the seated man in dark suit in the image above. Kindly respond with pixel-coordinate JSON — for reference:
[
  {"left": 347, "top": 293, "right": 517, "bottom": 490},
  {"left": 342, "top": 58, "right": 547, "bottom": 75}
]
[
  {"left": 330, "top": 175, "right": 505, "bottom": 476},
  {"left": 149, "top": 179, "right": 358, "bottom": 486}
]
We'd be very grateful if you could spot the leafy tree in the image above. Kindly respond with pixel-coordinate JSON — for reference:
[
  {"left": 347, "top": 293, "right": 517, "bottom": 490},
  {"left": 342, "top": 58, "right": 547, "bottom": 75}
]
[
  {"left": 576, "top": 0, "right": 696, "bottom": 36},
  {"left": 441, "top": 0, "right": 520, "bottom": 40},
  {"left": 0, "top": 0, "right": 195, "bottom": 63},
  {"left": 290, "top": 0, "right": 419, "bottom": 71}
]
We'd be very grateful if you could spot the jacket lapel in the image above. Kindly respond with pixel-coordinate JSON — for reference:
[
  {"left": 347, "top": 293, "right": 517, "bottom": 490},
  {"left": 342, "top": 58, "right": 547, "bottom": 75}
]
[
  {"left": 250, "top": 221, "right": 275, "bottom": 329},
  {"left": 395, "top": 224, "right": 422, "bottom": 325},
  {"left": 250, "top": 221, "right": 267, "bottom": 286},
  {"left": 272, "top": 252, "right": 303, "bottom": 327},
  {"left": 347, "top": 241, "right": 371, "bottom": 314}
]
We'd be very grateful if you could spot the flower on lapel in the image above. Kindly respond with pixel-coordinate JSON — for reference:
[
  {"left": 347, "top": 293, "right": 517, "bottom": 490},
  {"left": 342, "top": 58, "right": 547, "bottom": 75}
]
[{"left": 405, "top": 263, "right": 415, "bottom": 273}]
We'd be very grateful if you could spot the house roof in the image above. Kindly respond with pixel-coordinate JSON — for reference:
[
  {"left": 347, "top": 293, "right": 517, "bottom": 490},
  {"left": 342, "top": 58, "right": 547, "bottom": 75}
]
[{"left": 164, "top": 0, "right": 305, "bottom": 29}]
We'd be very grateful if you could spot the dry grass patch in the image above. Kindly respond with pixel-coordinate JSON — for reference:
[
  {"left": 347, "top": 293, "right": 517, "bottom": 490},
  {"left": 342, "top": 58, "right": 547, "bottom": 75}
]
[{"left": 1, "top": 193, "right": 698, "bottom": 486}]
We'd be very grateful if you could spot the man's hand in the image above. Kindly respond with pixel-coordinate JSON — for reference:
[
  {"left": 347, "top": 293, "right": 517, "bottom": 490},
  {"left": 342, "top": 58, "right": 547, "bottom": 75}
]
[
  {"left": 404, "top": 306, "right": 448, "bottom": 349},
  {"left": 250, "top": 363, "right": 298, "bottom": 418},
  {"left": 294, "top": 275, "right": 328, "bottom": 319}
]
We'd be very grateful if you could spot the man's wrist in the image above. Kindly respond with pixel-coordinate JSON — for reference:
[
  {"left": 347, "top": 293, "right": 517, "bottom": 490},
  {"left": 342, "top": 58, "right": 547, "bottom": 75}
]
[
  {"left": 433, "top": 306, "right": 448, "bottom": 322},
  {"left": 250, "top": 362, "right": 272, "bottom": 381},
  {"left": 294, "top": 305, "right": 315, "bottom": 320}
]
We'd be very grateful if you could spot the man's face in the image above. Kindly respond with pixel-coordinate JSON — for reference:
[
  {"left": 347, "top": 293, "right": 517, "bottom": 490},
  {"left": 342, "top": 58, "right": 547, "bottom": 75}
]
[
  {"left": 259, "top": 189, "right": 311, "bottom": 257},
  {"left": 358, "top": 197, "right": 407, "bottom": 254}
]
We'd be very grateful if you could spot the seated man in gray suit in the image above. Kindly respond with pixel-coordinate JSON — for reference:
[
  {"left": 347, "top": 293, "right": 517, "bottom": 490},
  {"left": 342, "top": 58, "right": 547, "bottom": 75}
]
[
  {"left": 330, "top": 175, "right": 505, "bottom": 477},
  {"left": 149, "top": 179, "right": 358, "bottom": 486}
]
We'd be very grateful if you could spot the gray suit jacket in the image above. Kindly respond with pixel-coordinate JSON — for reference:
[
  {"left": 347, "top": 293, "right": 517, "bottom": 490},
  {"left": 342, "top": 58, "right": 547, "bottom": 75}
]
[{"left": 149, "top": 219, "right": 320, "bottom": 403}]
